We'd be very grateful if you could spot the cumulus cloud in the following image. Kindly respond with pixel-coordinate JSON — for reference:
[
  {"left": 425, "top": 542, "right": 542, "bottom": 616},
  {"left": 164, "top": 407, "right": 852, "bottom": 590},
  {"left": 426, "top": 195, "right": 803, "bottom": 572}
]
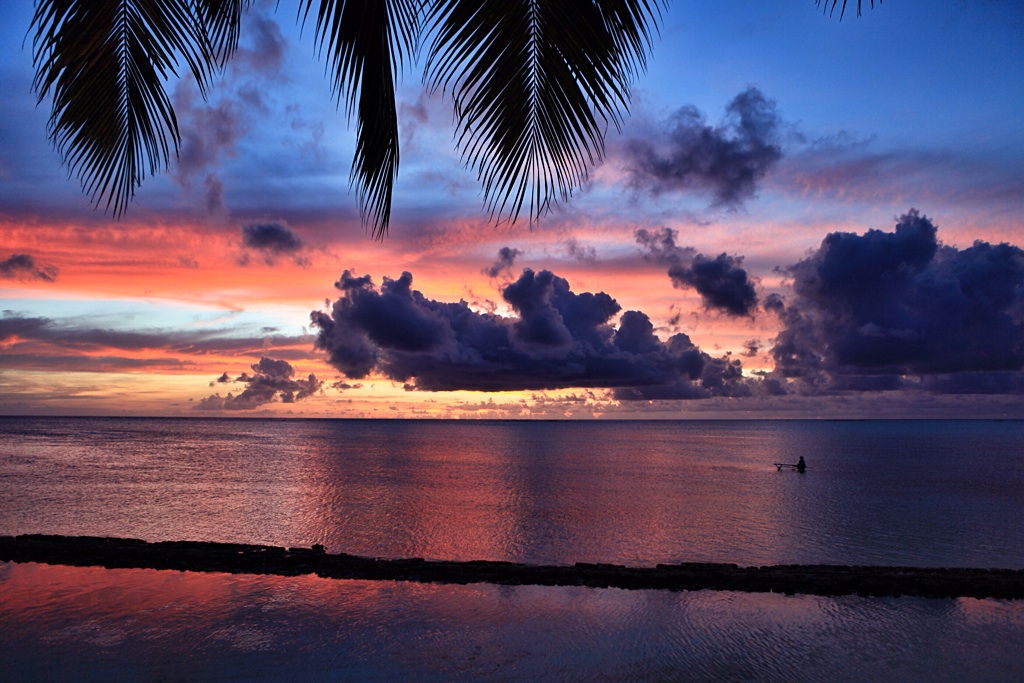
[
  {"left": 310, "top": 268, "right": 757, "bottom": 399},
  {"left": 636, "top": 227, "right": 758, "bottom": 316},
  {"left": 1, "top": 254, "right": 58, "bottom": 282},
  {"left": 769, "top": 210, "right": 1024, "bottom": 394},
  {"left": 197, "top": 357, "right": 322, "bottom": 410},
  {"left": 483, "top": 247, "right": 522, "bottom": 278},
  {"left": 625, "top": 87, "right": 782, "bottom": 208},
  {"left": 673, "top": 253, "right": 758, "bottom": 317}
]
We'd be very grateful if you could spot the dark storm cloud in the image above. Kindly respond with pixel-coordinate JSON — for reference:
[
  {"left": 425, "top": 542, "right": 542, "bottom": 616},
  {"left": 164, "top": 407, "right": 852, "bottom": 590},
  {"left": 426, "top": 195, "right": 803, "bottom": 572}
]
[
  {"left": 1, "top": 254, "right": 58, "bottom": 282},
  {"left": 310, "top": 269, "right": 758, "bottom": 398},
  {"left": 197, "top": 357, "right": 323, "bottom": 411},
  {"left": 762, "top": 293, "right": 786, "bottom": 315},
  {"left": 242, "top": 221, "right": 303, "bottom": 253},
  {"left": 240, "top": 221, "right": 309, "bottom": 266},
  {"left": 769, "top": 210, "right": 1024, "bottom": 394},
  {"left": 625, "top": 87, "right": 782, "bottom": 208},
  {"left": 671, "top": 253, "right": 758, "bottom": 317},
  {"left": 636, "top": 227, "right": 758, "bottom": 316},
  {"left": 483, "top": 247, "right": 522, "bottom": 278}
]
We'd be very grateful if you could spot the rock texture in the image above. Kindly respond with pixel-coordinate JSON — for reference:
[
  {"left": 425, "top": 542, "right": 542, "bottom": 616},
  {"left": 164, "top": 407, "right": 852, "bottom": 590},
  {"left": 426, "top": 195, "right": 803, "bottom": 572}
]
[{"left": 2, "top": 534, "right": 1021, "bottom": 599}]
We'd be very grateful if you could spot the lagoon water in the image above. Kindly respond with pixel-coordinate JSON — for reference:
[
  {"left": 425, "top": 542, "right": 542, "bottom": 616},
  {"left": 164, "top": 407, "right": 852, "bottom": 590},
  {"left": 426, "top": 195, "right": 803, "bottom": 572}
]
[{"left": 1, "top": 417, "right": 1023, "bottom": 680}]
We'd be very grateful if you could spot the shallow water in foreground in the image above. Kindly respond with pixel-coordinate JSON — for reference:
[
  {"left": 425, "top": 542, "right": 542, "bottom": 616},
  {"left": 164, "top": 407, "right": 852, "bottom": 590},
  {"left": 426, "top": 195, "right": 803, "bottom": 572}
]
[
  {"left": 1, "top": 418, "right": 1022, "bottom": 680},
  {"left": 2, "top": 562, "right": 1022, "bottom": 682}
]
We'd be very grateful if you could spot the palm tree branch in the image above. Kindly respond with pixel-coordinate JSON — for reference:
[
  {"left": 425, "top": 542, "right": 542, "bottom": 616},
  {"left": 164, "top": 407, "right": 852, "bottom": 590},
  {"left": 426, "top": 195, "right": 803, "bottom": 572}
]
[
  {"left": 195, "top": 0, "right": 251, "bottom": 69},
  {"left": 817, "top": 0, "right": 879, "bottom": 20},
  {"left": 425, "top": 0, "right": 664, "bottom": 224},
  {"left": 299, "top": 0, "right": 420, "bottom": 238},
  {"left": 30, "top": 0, "right": 237, "bottom": 216}
]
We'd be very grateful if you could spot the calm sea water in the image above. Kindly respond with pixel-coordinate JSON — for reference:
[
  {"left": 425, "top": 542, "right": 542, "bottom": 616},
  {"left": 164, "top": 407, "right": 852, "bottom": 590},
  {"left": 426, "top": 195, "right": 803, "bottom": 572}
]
[{"left": 1, "top": 417, "right": 1022, "bottom": 681}]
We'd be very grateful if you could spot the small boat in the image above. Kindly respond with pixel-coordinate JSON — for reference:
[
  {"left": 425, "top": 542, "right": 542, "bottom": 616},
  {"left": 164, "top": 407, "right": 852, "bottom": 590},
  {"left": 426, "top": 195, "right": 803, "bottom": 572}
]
[{"left": 774, "top": 461, "right": 807, "bottom": 472}]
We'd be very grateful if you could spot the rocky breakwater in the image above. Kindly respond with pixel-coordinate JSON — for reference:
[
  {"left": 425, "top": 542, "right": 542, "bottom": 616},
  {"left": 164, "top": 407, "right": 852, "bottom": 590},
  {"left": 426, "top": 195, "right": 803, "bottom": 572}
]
[{"left": 1, "top": 534, "right": 1022, "bottom": 599}]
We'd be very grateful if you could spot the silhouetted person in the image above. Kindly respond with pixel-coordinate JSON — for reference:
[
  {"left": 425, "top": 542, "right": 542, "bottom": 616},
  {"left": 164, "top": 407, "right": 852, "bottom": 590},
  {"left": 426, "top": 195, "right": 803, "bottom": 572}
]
[{"left": 796, "top": 456, "right": 806, "bottom": 472}]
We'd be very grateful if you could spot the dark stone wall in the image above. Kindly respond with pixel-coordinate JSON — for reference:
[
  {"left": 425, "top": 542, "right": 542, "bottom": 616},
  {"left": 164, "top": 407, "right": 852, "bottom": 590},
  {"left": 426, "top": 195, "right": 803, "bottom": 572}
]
[{"left": 2, "top": 534, "right": 1021, "bottom": 599}]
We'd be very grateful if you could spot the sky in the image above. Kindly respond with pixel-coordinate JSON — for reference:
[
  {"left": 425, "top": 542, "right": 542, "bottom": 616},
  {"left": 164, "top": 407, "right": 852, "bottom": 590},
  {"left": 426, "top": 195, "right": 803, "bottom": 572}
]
[{"left": 1, "top": 0, "right": 1023, "bottom": 419}]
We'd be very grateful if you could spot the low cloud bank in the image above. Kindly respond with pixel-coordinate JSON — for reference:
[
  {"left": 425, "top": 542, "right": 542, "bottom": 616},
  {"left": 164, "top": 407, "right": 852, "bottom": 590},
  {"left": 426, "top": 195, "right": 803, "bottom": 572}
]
[
  {"left": 312, "top": 212, "right": 1023, "bottom": 400},
  {"left": 0, "top": 314, "right": 308, "bottom": 359}
]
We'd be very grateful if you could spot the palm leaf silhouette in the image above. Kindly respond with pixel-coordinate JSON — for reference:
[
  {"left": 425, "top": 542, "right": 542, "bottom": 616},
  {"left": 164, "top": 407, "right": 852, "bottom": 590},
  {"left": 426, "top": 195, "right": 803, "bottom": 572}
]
[
  {"left": 817, "top": 0, "right": 879, "bottom": 19},
  {"left": 30, "top": 0, "right": 246, "bottom": 217},
  {"left": 299, "top": 0, "right": 419, "bottom": 238},
  {"left": 30, "top": 1, "right": 876, "bottom": 236},
  {"left": 424, "top": 0, "right": 662, "bottom": 225}
]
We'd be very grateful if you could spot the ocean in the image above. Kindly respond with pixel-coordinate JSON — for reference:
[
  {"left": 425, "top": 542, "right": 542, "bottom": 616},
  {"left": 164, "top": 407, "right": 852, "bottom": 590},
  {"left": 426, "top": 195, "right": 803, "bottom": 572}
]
[{"left": 1, "top": 417, "right": 1022, "bottom": 680}]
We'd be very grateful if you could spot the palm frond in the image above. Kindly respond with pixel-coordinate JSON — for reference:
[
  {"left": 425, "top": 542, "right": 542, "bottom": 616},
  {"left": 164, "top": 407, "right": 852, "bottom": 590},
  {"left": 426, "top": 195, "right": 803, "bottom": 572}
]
[
  {"left": 196, "top": 0, "right": 251, "bottom": 70},
  {"left": 817, "top": 0, "right": 879, "bottom": 20},
  {"left": 30, "top": 0, "right": 232, "bottom": 216},
  {"left": 299, "top": 0, "right": 420, "bottom": 239},
  {"left": 424, "top": 0, "right": 664, "bottom": 225}
]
